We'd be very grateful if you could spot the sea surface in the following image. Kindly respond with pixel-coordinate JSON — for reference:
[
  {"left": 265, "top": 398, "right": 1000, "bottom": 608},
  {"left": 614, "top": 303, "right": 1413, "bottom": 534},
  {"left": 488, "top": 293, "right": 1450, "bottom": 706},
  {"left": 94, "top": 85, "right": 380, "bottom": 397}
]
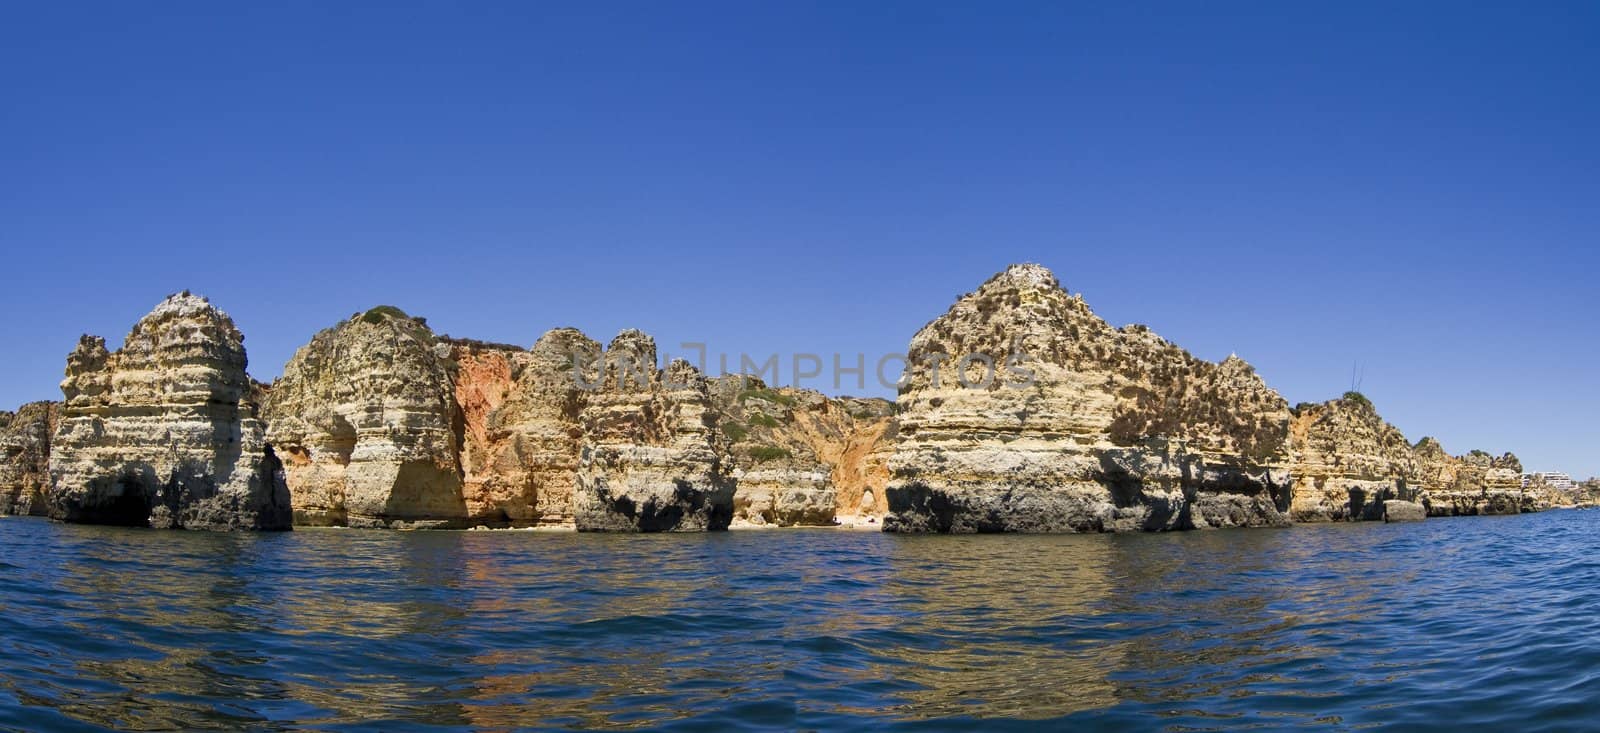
[{"left": 2, "top": 511, "right": 1598, "bottom": 732}]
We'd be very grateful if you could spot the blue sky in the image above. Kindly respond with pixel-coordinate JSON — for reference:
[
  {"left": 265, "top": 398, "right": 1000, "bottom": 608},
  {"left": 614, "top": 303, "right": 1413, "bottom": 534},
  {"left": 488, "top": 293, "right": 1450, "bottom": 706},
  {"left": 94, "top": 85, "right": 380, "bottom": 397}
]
[{"left": 2, "top": 2, "right": 1595, "bottom": 476}]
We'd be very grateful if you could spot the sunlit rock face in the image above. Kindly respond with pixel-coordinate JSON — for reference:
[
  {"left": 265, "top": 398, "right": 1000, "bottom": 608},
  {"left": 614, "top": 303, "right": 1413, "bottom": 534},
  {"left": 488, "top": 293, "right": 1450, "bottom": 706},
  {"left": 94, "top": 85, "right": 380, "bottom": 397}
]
[
  {"left": 0, "top": 401, "right": 59, "bottom": 516},
  {"left": 459, "top": 329, "right": 595, "bottom": 527},
  {"left": 47, "top": 294, "right": 292, "bottom": 531},
  {"left": 259, "top": 312, "right": 895, "bottom": 532},
  {"left": 706, "top": 377, "right": 895, "bottom": 527},
  {"left": 885, "top": 264, "right": 1291, "bottom": 533},
  {"left": 573, "top": 331, "right": 736, "bottom": 532},
  {"left": 1286, "top": 391, "right": 1537, "bottom": 522},
  {"left": 262, "top": 307, "right": 467, "bottom": 528},
  {"left": 1287, "top": 394, "right": 1418, "bottom": 522},
  {"left": 1412, "top": 439, "right": 1532, "bottom": 516}
]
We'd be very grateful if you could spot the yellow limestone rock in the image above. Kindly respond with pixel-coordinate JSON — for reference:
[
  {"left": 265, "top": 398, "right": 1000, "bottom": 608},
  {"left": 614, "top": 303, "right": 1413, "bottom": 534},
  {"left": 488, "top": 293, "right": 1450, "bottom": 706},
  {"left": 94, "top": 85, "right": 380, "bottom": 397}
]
[{"left": 47, "top": 294, "right": 291, "bottom": 530}]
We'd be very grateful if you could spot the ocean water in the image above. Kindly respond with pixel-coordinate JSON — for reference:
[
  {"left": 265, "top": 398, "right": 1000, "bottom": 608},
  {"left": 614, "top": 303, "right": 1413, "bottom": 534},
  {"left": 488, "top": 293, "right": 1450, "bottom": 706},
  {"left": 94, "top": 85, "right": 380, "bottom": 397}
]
[{"left": 2, "top": 512, "right": 1598, "bottom": 732}]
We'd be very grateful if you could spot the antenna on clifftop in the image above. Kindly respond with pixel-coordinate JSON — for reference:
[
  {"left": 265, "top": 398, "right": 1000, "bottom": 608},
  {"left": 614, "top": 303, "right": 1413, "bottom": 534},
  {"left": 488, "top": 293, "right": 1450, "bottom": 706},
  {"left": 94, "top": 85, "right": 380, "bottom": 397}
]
[{"left": 1349, "top": 361, "right": 1366, "bottom": 394}]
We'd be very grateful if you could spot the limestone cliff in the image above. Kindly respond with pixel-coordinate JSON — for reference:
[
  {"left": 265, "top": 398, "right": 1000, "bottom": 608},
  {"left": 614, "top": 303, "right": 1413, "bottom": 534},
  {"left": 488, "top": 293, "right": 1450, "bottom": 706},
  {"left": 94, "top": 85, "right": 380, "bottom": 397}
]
[
  {"left": 0, "top": 401, "right": 59, "bottom": 516},
  {"left": 707, "top": 378, "right": 894, "bottom": 527},
  {"left": 1287, "top": 394, "right": 1418, "bottom": 521},
  {"left": 458, "top": 330, "right": 591, "bottom": 527},
  {"left": 884, "top": 264, "right": 1291, "bottom": 533},
  {"left": 261, "top": 314, "right": 894, "bottom": 531},
  {"left": 1412, "top": 440, "right": 1532, "bottom": 516},
  {"left": 47, "top": 294, "right": 292, "bottom": 530},
  {"left": 1288, "top": 393, "right": 1539, "bottom": 521},
  {"left": 831, "top": 400, "right": 896, "bottom": 524},
  {"left": 573, "top": 331, "right": 735, "bottom": 531},
  {"left": 263, "top": 307, "right": 467, "bottom": 528}
]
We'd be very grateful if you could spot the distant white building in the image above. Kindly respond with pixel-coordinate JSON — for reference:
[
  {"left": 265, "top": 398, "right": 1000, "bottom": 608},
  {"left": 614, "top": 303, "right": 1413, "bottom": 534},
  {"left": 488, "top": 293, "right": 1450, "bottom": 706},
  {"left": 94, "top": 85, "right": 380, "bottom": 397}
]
[{"left": 1523, "top": 472, "right": 1577, "bottom": 490}]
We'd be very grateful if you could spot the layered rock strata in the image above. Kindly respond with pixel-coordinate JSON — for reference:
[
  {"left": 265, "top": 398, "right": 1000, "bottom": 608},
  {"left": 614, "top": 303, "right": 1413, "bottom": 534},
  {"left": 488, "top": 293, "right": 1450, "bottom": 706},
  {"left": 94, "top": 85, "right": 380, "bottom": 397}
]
[
  {"left": 47, "top": 294, "right": 292, "bottom": 530},
  {"left": 457, "top": 330, "right": 590, "bottom": 527},
  {"left": 263, "top": 312, "right": 893, "bottom": 531},
  {"left": 0, "top": 402, "right": 59, "bottom": 516},
  {"left": 1412, "top": 441, "right": 1532, "bottom": 516},
  {"left": 1287, "top": 394, "right": 1419, "bottom": 521},
  {"left": 1289, "top": 393, "right": 1537, "bottom": 521},
  {"left": 572, "top": 331, "right": 735, "bottom": 531},
  {"left": 707, "top": 378, "right": 895, "bottom": 527},
  {"left": 884, "top": 264, "right": 1292, "bottom": 533},
  {"left": 262, "top": 307, "right": 467, "bottom": 528}
]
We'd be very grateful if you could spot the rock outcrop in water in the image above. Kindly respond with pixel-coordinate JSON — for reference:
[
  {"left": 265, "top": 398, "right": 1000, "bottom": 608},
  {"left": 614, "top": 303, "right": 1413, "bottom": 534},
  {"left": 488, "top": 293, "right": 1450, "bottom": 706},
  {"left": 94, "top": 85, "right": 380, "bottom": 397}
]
[
  {"left": 46, "top": 294, "right": 292, "bottom": 530},
  {"left": 1288, "top": 392, "right": 1539, "bottom": 521},
  {"left": 1412, "top": 441, "right": 1532, "bottom": 516},
  {"left": 572, "top": 331, "right": 735, "bottom": 531},
  {"left": 262, "top": 307, "right": 467, "bottom": 528},
  {"left": 1287, "top": 394, "right": 1418, "bottom": 521},
  {"left": 259, "top": 311, "right": 895, "bottom": 531},
  {"left": 458, "top": 329, "right": 593, "bottom": 527},
  {"left": 884, "top": 264, "right": 1292, "bottom": 533},
  {"left": 0, "top": 402, "right": 58, "bottom": 516},
  {"left": 18, "top": 268, "right": 1559, "bottom": 534}
]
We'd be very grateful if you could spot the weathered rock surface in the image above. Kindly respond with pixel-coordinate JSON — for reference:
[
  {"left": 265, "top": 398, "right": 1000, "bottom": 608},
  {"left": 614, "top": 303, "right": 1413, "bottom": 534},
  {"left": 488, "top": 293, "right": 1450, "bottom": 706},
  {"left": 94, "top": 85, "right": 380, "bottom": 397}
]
[
  {"left": 1413, "top": 442, "right": 1532, "bottom": 516},
  {"left": 457, "top": 330, "right": 590, "bottom": 527},
  {"left": 259, "top": 313, "right": 893, "bottom": 531},
  {"left": 262, "top": 307, "right": 467, "bottom": 528},
  {"left": 0, "top": 401, "right": 59, "bottom": 516},
  {"left": 884, "top": 264, "right": 1292, "bottom": 533},
  {"left": 1287, "top": 394, "right": 1419, "bottom": 521},
  {"left": 831, "top": 402, "right": 896, "bottom": 524},
  {"left": 1289, "top": 393, "right": 1538, "bottom": 521},
  {"left": 573, "top": 331, "right": 735, "bottom": 531},
  {"left": 1383, "top": 499, "right": 1426, "bottom": 523},
  {"left": 707, "top": 378, "right": 895, "bottom": 527},
  {"left": 47, "top": 294, "right": 292, "bottom": 530}
]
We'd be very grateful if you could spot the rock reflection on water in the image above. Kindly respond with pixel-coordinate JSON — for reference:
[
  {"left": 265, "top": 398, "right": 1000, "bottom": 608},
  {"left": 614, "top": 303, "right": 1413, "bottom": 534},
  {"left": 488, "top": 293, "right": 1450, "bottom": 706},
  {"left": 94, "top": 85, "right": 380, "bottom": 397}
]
[
  {"left": 4, "top": 513, "right": 1600, "bottom": 730},
  {"left": 806, "top": 535, "right": 1128, "bottom": 721}
]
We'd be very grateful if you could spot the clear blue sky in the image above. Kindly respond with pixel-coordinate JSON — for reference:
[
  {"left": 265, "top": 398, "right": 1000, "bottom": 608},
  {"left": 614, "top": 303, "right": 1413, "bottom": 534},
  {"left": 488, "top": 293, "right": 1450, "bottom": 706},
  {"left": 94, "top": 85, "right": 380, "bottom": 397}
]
[{"left": 2, "top": 2, "right": 1595, "bottom": 477}]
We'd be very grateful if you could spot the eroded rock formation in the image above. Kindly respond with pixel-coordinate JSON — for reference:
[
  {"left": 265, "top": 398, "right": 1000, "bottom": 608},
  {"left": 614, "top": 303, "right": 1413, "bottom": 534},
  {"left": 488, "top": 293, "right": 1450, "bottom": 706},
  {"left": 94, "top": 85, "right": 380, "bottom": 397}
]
[
  {"left": 1412, "top": 441, "right": 1532, "bottom": 516},
  {"left": 262, "top": 307, "right": 467, "bottom": 528},
  {"left": 47, "top": 294, "right": 292, "bottom": 530},
  {"left": 0, "top": 401, "right": 59, "bottom": 516},
  {"left": 707, "top": 378, "right": 895, "bottom": 527},
  {"left": 1287, "top": 394, "right": 1418, "bottom": 521},
  {"left": 1288, "top": 393, "right": 1538, "bottom": 522},
  {"left": 884, "top": 264, "right": 1292, "bottom": 533},
  {"left": 26, "top": 269, "right": 1556, "bottom": 534},
  {"left": 573, "top": 331, "right": 735, "bottom": 531},
  {"left": 261, "top": 312, "right": 893, "bottom": 531},
  {"left": 457, "top": 330, "right": 590, "bottom": 527}
]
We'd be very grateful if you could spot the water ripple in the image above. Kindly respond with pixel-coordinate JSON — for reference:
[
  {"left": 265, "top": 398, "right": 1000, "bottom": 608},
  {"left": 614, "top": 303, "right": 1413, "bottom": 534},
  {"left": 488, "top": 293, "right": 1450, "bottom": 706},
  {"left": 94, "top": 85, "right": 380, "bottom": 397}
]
[{"left": 2, "top": 511, "right": 1599, "bottom": 730}]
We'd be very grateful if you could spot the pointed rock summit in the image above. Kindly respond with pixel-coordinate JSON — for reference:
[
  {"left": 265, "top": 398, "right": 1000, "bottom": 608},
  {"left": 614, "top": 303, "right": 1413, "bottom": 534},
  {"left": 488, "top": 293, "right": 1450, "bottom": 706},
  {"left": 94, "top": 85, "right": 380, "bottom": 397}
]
[
  {"left": 47, "top": 294, "right": 291, "bottom": 530},
  {"left": 884, "top": 263, "right": 1292, "bottom": 532}
]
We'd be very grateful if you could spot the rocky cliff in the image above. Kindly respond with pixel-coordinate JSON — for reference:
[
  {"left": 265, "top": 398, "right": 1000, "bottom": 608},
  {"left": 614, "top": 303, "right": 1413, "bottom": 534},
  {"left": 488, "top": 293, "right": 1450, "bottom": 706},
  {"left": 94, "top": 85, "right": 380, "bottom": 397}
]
[
  {"left": 262, "top": 307, "right": 467, "bottom": 528},
  {"left": 457, "top": 329, "right": 591, "bottom": 527},
  {"left": 1288, "top": 393, "right": 1537, "bottom": 521},
  {"left": 1287, "top": 394, "right": 1418, "bottom": 521},
  {"left": 707, "top": 378, "right": 895, "bottom": 527},
  {"left": 884, "top": 264, "right": 1292, "bottom": 533},
  {"left": 572, "top": 331, "right": 735, "bottom": 531},
  {"left": 260, "top": 311, "right": 895, "bottom": 531},
  {"left": 830, "top": 401, "right": 896, "bottom": 525},
  {"left": 47, "top": 294, "right": 292, "bottom": 530},
  {"left": 0, "top": 401, "right": 59, "bottom": 516},
  {"left": 1412, "top": 441, "right": 1532, "bottom": 516}
]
